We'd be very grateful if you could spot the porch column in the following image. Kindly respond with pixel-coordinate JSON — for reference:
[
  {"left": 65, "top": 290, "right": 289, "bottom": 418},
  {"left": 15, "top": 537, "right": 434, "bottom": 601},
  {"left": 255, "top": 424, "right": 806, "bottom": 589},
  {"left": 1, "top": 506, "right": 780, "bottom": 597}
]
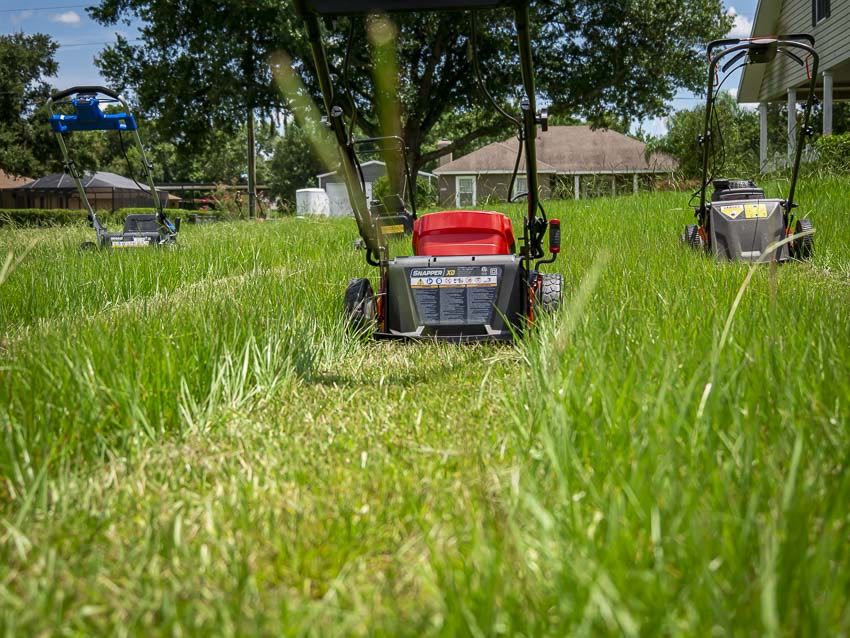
[
  {"left": 759, "top": 101, "right": 769, "bottom": 173},
  {"left": 787, "top": 88, "right": 797, "bottom": 163},
  {"left": 574, "top": 174, "right": 580, "bottom": 200},
  {"left": 823, "top": 70, "right": 834, "bottom": 135},
  {"left": 611, "top": 175, "right": 616, "bottom": 196},
  {"left": 632, "top": 173, "right": 639, "bottom": 194}
]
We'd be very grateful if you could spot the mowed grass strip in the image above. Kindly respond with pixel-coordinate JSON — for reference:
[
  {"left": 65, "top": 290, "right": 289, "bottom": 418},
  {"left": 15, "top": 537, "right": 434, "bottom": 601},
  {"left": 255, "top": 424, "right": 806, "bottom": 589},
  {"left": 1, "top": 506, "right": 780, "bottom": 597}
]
[{"left": 0, "top": 178, "right": 849, "bottom": 635}]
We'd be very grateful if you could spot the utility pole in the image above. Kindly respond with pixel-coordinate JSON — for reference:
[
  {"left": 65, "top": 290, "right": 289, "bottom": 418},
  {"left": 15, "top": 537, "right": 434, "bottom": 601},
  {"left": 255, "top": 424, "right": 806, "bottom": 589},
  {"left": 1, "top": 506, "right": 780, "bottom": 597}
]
[
  {"left": 248, "top": 104, "right": 257, "bottom": 218},
  {"left": 244, "top": 27, "right": 257, "bottom": 219}
]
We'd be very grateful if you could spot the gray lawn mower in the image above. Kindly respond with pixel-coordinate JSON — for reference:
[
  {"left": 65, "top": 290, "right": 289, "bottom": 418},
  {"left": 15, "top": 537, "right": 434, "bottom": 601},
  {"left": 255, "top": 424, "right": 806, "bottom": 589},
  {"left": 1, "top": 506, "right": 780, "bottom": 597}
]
[
  {"left": 683, "top": 35, "right": 818, "bottom": 262},
  {"left": 48, "top": 86, "right": 179, "bottom": 250}
]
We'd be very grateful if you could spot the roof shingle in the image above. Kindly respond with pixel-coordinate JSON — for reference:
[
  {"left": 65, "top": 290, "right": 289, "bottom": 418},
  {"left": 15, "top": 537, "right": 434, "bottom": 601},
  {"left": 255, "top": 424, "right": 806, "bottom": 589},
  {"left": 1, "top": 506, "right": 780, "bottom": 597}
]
[{"left": 433, "top": 125, "right": 676, "bottom": 174}]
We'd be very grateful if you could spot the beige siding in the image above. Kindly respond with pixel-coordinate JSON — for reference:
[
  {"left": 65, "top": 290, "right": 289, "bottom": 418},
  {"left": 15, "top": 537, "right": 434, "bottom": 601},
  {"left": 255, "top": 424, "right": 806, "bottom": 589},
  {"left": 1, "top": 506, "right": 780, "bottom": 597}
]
[{"left": 760, "top": 0, "right": 850, "bottom": 100}]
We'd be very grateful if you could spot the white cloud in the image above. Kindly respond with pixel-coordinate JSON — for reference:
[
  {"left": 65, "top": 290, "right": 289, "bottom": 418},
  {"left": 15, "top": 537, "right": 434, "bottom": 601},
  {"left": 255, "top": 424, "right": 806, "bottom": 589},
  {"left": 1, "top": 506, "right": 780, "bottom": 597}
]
[
  {"left": 50, "top": 11, "right": 82, "bottom": 25},
  {"left": 726, "top": 7, "right": 753, "bottom": 38}
]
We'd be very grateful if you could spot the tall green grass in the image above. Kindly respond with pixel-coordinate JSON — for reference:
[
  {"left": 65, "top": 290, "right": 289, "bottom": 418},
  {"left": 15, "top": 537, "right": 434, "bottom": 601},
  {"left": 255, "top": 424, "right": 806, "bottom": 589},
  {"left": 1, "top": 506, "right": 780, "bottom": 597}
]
[{"left": 0, "top": 178, "right": 848, "bottom": 635}]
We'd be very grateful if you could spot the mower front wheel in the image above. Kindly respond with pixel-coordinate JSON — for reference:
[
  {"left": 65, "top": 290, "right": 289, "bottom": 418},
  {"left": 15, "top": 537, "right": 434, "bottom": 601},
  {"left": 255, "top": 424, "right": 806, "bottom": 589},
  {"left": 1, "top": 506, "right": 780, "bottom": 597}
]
[
  {"left": 792, "top": 218, "right": 814, "bottom": 261},
  {"left": 681, "top": 224, "right": 705, "bottom": 251},
  {"left": 344, "top": 278, "right": 376, "bottom": 330}
]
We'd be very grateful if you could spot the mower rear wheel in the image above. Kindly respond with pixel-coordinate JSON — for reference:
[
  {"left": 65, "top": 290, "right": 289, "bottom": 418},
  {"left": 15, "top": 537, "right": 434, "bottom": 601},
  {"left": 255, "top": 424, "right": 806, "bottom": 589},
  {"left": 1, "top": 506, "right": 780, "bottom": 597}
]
[
  {"left": 793, "top": 218, "right": 814, "bottom": 261},
  {"left": 681, "top": 224, "right": 705, "bottom": 250},
  {"left": 344, "top": 278, "right": 376, "bottom": 329},
  {"left": 537, "top": 273, "right": 563, "bottom": 313},
  {"left": 79, "top": 241, "right": 98, "bottom": 251}
]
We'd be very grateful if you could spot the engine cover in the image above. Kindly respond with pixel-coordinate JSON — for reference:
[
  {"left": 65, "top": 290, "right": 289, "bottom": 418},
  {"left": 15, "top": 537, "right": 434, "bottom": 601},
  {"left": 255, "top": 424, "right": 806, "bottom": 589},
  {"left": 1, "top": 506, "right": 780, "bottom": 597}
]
[
  {"left": 708, "top": 198, "right": 790, "bottom": 262},
  {"left": 382, "top": 255, "right": 524, "bottom": 341}
]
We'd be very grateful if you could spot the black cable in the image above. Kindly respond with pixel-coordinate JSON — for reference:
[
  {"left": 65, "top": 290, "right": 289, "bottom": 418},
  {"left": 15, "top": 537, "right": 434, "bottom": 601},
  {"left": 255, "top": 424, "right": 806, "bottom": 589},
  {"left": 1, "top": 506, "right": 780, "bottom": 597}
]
[
  {"left": 470, "top": 12, "right": 521, "bottom": 129},
  {"left": 118, "top": 128, "right": 162, "bottom": 216}
]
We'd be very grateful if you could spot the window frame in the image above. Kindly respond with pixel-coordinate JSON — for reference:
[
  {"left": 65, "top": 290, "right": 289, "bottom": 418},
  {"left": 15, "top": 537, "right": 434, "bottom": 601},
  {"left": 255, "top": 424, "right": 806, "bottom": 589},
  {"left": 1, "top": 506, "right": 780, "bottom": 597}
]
[
  {"left": 812, "top": 0, "right": 831, "bottom": 26},
  {"left": 455, "top": 175, "right": 477, "bottom": 207}
]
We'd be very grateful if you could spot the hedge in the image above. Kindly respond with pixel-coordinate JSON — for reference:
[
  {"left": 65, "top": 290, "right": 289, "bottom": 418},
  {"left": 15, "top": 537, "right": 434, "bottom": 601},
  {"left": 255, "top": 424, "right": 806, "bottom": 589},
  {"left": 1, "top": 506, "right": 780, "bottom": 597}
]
[{"left": 0, "top": 208, "right": 197, "bottom": 228}]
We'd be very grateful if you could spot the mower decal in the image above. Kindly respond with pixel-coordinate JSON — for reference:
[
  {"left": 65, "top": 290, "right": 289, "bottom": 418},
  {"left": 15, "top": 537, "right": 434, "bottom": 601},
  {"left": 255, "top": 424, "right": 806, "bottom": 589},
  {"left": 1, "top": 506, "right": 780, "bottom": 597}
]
[
  {"left": 111, "top": 237, "right": 153, "bottom": 248},
  {"left": 407, "top": 266, "right": 501, "bottom": 325},
  {"left": 381, "top": 224, "right": 405, "bottom": 235},
  {"left": 719, "top": 205, "right": 744, "bottom": 220},
  {"left": 744, "top": 203, "right": 769, "bottom": 219}
]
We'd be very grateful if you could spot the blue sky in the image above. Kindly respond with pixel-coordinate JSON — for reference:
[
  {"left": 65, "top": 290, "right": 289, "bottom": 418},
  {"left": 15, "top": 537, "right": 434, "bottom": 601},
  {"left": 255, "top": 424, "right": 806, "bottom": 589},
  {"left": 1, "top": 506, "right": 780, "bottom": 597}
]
[{"left": 1, "top": 0, "right": 759, "bottom": 135}]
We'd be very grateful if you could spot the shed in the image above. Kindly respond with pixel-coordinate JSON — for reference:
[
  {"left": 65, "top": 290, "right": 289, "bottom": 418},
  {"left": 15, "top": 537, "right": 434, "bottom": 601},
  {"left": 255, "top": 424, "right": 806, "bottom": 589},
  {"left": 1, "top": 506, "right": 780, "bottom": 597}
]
[
  {"left": 432, "top": 126, "right": 676, "bottom": 206},
  {"left": 8, "top": 171, "right": 173, "bottom": 210},
  {"left": 317, "top": 160, "right": 436, "bottom": 217}
]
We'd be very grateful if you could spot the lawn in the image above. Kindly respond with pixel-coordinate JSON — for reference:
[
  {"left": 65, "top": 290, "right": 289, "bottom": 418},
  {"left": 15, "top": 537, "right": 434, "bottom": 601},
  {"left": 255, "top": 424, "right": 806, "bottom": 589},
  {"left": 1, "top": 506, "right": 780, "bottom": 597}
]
[{"left": 1, "top": 176, "right": 849, "bottom": 635}]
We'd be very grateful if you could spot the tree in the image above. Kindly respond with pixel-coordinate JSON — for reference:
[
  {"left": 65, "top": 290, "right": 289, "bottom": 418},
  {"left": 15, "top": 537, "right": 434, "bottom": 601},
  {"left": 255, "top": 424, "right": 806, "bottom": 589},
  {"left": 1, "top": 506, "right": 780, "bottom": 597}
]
[
  {"left": 90, "top": 0, "right": 300, "bottom": 215},
  {"left": 267, "top": 124, "right": 324, "bottom": 209},
  {"left": 0, "top": 33, "right": 58, "bottom": 177},
  {"left": 288, "top": 0, "right": 731, "bottom": 181},
  {"left": 649, "top": 92, "right": 760, "bottom": 179}
]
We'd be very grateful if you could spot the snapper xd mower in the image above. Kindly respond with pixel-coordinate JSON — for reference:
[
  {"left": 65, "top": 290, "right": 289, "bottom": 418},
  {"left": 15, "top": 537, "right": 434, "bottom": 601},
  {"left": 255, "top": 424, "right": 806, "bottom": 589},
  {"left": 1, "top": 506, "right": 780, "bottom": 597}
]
[
  {"left": 48, "top": 86, "right": 180, "bottom": 249},
  {"left": 295, "top": 0, "right": 562, "bottom": 342},
  {"left": 682, "top": 35, "right": 819, "bottom": 262}
]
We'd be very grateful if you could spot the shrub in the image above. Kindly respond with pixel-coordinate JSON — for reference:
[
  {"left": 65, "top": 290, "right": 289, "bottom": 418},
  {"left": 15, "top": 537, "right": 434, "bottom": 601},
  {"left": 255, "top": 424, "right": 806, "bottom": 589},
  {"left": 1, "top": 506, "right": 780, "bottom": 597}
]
[
  {"left": 814, "top": 133, "right": 850, "bottom": 174},
  {"left": 372, "top": 175, "right": 437, "bottom": 210}
]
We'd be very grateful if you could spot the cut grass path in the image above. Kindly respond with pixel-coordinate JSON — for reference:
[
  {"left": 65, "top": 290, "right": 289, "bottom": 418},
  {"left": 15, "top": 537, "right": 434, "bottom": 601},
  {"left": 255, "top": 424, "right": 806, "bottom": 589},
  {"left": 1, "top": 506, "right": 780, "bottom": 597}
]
[{"left": 1, "top": 178, "right": 849, "bottom": 635}]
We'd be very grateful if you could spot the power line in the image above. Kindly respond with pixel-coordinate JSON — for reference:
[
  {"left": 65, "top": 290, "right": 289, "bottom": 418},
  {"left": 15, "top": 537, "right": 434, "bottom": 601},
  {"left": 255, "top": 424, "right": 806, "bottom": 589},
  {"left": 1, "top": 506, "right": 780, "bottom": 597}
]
[
  {"left": 0, "top": 4, "right": 88, "bottom": 13},
  {"left": 57, "top": 38, "right": 141, "bottom": 48}
]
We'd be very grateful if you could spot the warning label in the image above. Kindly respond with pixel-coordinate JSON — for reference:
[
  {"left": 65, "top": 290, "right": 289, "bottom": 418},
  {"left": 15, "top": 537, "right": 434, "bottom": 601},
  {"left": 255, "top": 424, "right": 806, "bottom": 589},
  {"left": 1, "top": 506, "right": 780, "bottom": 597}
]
[{"left": 408, "top": 265, "right": 501, "bottom": 325}]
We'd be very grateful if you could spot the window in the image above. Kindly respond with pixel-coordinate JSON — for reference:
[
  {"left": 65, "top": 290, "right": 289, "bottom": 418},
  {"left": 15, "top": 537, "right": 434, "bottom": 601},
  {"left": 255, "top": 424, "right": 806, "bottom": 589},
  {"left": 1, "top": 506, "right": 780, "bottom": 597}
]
[
  {"left": 813, "top": 0, "right": 830, "bottom": 25},
  {"left": 513, "top": 175, "right": 528, "bottom": 201},
  {"left": 456, "top": 176, "right": 476, "bottom": 207}
]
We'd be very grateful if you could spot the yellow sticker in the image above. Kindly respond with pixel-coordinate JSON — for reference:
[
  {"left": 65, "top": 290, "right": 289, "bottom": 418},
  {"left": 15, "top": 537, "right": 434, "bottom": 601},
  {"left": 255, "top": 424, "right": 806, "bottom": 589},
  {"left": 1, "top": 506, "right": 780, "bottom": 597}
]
[
  {"left": 381, "top": 224, "right": 405, "bottom": 235},
  {"left": 720, "top": 205, "right": 744, "bottom": 219},
  {"left": 744, "top": 203, "right": 768, "bottom": 219}
]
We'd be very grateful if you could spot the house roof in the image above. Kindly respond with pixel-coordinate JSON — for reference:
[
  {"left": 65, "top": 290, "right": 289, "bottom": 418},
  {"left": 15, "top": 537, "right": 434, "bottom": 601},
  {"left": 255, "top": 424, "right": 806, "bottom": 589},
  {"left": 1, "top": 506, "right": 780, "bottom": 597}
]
[
  {"left": 12, "top": 171, "right": 156, "bottom": 192},
  {"left": 433, "top": 126, "right": 676, "bottom": 175},
  {"left": 0, "top": 170, "right": 33, "bottom": 189}
]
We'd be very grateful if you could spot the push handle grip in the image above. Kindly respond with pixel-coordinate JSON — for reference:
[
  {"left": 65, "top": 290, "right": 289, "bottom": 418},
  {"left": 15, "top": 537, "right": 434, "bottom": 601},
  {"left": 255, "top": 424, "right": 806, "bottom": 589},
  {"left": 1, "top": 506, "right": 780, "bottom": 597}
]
[
  {"left": 548, "top": 218, "right": 560, "bottom": 254},
  {"left": 51, "top": 86, "right": 122, "bottom": 101}
]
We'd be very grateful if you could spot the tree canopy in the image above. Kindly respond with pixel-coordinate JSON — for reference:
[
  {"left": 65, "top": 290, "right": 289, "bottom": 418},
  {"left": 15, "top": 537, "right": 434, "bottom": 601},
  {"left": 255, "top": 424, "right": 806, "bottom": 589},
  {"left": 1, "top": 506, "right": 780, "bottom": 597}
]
[
  {"left": 90, "top": 0, "right": 731, "bottom": 183},
  {"left": 0, "top": 33, "right": 59, "bottom": 177}
]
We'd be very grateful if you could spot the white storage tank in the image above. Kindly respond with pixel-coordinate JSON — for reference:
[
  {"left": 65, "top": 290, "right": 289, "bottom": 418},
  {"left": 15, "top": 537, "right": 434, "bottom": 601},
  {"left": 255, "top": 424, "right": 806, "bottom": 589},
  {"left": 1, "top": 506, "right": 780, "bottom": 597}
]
[{"left": 295, "top": 188, "right": 330, "bottom": 216}]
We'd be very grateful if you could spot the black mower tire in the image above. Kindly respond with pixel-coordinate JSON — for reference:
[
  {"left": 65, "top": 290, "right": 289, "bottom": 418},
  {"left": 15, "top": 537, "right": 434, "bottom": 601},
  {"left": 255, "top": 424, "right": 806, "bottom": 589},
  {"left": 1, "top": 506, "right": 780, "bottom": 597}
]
[
  {"left": 681, "top": 224, "right": 705, "bottom": 251},
  {"left": 344, "top": 278, "right": 376, "bottom": 329},
  {"left": 793, "top": 218, "right": 814, "bottom": 261},
  {"left": 79, "top": 241, "right": 98, "bottom": 251},
  {"left": 538, "top": 272, "right": 563, "bottom": 314}
]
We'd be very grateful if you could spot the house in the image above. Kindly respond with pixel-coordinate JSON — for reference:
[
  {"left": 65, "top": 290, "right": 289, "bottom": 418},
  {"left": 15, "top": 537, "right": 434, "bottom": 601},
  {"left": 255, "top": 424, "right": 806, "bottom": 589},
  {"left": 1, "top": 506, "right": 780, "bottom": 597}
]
[
  {"left": 8, "top": 171, "right": 174, "bottom": 210},
  {"left": 432, "top": 126, "right": 676, "bottom": 207},
  {"left": 317, "top": 160, "right": 435, "bottom": 217},
  {"left": 0, "top": 170, "right": 34, "bottom": 208},
  {"left": 738, "top": 0, "right": 849, "bottom": 169}
]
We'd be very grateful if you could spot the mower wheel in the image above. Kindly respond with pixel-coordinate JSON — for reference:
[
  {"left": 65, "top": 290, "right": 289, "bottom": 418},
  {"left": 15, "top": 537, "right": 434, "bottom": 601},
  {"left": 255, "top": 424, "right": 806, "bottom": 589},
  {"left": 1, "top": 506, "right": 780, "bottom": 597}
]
[
  {"left": 344, "top": 278, "right": 376, "bottom": 329},
  {"left": 681, "top": 224, "right": 704, "bottom": 250},
  {"left": 538, "top": 273, "right": 563, "bottom": 313},
  {"left": 79, "top": 241, "right": 98, "bottom": 251},
  {"left": 793, "top": 218, "right": 814, "bottom": 261}
]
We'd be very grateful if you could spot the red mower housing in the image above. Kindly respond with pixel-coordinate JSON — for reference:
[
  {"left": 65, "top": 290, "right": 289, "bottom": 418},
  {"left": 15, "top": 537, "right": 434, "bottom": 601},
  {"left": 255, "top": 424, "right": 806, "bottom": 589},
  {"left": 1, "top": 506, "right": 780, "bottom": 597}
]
[{"left": 412, "top": 210, "right": 515, "bottom": 257}]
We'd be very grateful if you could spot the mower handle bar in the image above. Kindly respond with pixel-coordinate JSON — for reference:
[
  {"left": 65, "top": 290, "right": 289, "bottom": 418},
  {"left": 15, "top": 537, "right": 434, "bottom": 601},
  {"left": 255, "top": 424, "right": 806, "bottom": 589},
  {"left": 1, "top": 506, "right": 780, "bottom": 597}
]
[
  {"left": 50, "top": 85, "right": 123, "bottom": 103},
  {"left": 707, "top": 34, "right": 815, "bottom": 59}
]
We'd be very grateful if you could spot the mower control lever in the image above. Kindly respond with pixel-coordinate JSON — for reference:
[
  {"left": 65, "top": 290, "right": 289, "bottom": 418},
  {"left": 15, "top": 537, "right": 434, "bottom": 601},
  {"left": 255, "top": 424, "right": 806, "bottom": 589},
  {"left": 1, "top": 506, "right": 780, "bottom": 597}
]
[{"left": 548, "top": 219, "right": 561, "bottom": 254}]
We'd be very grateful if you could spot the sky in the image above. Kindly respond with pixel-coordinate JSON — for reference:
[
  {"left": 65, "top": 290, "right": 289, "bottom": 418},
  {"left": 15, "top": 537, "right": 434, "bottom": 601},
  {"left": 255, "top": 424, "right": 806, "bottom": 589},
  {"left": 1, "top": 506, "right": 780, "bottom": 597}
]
[{"left": 1, "top": 0, "right": 760, "bottom": 136}]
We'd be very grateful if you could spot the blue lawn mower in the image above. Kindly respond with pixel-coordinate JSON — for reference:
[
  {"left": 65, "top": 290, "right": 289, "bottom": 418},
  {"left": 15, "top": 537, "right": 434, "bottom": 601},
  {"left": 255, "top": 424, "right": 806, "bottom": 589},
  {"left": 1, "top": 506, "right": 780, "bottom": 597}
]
[{"left": 48, "top": 86, "right": 180, "bottom": 250}]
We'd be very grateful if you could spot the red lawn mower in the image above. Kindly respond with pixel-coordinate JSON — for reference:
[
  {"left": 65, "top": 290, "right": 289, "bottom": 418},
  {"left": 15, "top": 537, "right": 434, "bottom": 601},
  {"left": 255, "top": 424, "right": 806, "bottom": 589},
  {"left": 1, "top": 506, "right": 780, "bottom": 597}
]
[{"left": 295, "top": 0, "right": 562, "bottom": 342}]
